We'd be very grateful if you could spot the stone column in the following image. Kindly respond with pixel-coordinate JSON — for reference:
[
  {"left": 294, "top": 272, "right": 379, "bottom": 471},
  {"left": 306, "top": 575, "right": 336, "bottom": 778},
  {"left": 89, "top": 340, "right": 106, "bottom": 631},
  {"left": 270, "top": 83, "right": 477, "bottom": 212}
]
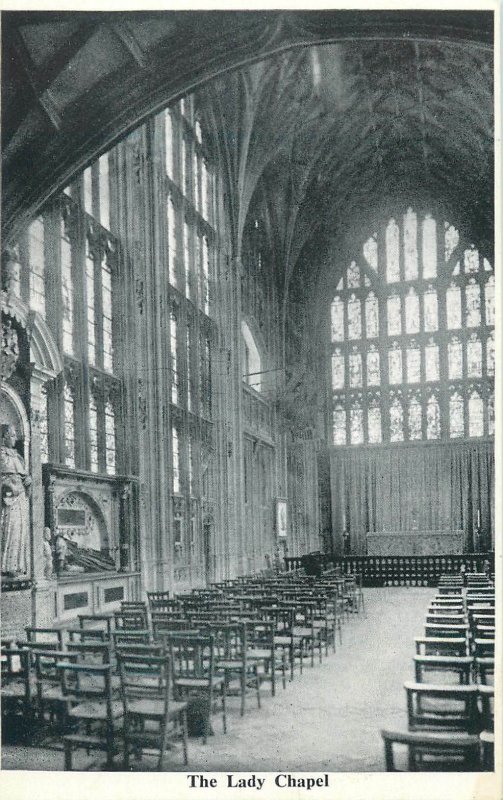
[{"left": 30, "top": 366, "right": 57, "bottom": 627}]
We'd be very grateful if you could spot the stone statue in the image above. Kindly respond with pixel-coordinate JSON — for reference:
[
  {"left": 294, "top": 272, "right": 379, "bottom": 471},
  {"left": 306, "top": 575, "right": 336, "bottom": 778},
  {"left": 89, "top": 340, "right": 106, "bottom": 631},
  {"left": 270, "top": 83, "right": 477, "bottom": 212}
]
[
  {"left": 1, "top": 423, "right": 31, "bottom": 577},
  {"left": 54, "top": 534, "right": 67, "bottom": 574},
  {"left": 43, "top": 527, "right": 54, "bottom": 579}
]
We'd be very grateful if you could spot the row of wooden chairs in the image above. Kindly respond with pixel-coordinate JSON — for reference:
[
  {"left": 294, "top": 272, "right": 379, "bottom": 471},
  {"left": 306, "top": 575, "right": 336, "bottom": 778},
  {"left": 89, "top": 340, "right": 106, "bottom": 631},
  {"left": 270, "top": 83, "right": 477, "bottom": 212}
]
[
  {"left": 2, "top": 566, "right": 364, "bottom": 770},
  {"left": 381, "top": 574, "right": 495, "bottom": 771}
]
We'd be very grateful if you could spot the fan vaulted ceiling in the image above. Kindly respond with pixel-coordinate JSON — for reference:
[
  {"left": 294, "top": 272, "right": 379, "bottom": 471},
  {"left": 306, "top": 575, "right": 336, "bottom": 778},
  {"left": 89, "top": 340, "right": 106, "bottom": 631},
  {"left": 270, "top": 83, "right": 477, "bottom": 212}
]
[{"left": 2, "top": 10, "right": 493, "bottom": 253}]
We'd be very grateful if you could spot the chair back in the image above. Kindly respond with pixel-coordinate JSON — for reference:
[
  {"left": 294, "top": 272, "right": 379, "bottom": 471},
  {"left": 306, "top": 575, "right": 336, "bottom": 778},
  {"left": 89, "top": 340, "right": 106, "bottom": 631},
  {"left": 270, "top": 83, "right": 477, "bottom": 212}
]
[
  {"left": 114, "top": 608, "right": 149, "bottom": 631},
  {"left": 58, "top": 660, "right": 113, "bottom": 708},
  {"left": 66, "top": 641, "right": 111, "bottom": 664},
  {"left": 25, "top": 627, "right": 64, "bottom": 649},
  {"left": 117, "top": 651, "right": 171, "bottom": 714},
  {"left": 168, "top": 633, "right": 215, "bottom": 681}
]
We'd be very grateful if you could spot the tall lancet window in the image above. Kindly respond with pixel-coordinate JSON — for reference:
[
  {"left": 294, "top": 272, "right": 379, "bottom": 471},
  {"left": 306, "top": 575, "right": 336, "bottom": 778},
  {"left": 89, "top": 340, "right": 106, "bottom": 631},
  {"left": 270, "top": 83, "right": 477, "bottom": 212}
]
[{"left": 330, "top": 209, "right": 494, "bottom": 445}]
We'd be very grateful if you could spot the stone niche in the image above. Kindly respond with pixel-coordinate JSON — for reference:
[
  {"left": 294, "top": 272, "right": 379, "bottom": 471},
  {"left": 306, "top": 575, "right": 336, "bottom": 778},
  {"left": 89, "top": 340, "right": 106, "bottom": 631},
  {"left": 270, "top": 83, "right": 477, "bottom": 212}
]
[{"left": 44, "top": 466, "right": 127, "bottom": 575}]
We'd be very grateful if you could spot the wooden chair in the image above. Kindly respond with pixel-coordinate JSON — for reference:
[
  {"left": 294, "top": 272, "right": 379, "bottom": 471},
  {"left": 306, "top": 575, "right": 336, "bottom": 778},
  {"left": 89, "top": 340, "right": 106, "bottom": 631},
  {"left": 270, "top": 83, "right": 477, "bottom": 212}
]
[
  {"left": 480, "top": 730, "right": 494, "bottom": 770},
  {"left": 381, "top": 729, "right": 481, "bottom": 771},
  {"left": 1, "top": 645, "right": 33, "bottom": 739},
  {"left": 211, "top": 621, "right": 261, "bottom": 716},
  {"left": 245, "top": 620, "right": 286, "bottom": 694},
  {"left": 114, "top": 609, "right": 149, "bottom": 632},
  {"left": 146, "top": 590, "right": 171, "bottom": 611},
  {"left": 415, "top": 637, "right": 468, "bottom": 657},
  {"left": 59, "top": 661, "right": 124, "bottom": 770},
  {"left": 478, "top": 685, "right": 494, "bottom": 733},
  {"left": 413, "top": 655, "right": 473, "bottom": 685},
  {"left": 168, "top": 633, "right": 226, "bottom": 743},
  {"left": 475, "top": 657, "right": 494, "bottom": 685},
  {"left": 117, "top": 652, "right": 188, "bottom": 769},
  {"left": 473, "top": 639, "right": 494, "bottom": 658},
  {"left": 32, "top": 648, "right": 77, "bottom": 724},
  {"left": 404, "top": 681, "right": 480, "bottom": 733},
  {"left": 424, "top": 622, "right": 469, "bottom": 638}
]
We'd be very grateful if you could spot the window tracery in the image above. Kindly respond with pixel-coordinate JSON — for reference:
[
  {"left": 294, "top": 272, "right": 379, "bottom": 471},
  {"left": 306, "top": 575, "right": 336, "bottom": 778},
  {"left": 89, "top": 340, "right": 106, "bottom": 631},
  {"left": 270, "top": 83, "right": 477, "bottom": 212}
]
[{"left": 330, "top": 209, "right": 494, "bottom": 445}]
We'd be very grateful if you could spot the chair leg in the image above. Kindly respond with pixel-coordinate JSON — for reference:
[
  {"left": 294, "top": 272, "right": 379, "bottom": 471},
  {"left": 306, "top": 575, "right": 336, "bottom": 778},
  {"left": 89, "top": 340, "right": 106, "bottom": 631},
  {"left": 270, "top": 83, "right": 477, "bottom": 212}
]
[
  {"left": 64, "top": 740, "right": 72, "bottom": 771},
  {"left": 240, "top": 669, "right": 246, "bottom": 716},
  {"left": 221, "top": 683, "right": 227, "bottom": 734},
  {"left": 181, "top": 709, "right": 189, "bottom": 765}
]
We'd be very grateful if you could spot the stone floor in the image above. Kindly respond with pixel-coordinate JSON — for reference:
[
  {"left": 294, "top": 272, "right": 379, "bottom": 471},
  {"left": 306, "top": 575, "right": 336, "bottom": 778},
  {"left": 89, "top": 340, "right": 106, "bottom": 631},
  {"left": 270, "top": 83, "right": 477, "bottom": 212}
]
[{"left": 1, "top": 586, "right": 432, "bottom": 772}]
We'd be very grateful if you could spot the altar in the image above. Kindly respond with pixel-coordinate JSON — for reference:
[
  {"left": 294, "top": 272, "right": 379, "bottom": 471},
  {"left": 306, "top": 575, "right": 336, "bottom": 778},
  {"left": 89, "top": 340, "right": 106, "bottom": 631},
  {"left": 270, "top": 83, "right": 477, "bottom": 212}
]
[{"left": 366, "top": 530, "right": 464, "bottom": 556}]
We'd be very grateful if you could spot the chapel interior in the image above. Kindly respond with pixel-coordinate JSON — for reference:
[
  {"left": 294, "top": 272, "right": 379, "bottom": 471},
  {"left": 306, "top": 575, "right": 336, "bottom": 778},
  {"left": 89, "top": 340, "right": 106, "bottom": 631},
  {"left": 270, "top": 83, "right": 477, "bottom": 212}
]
[{"left": 1, "top": 9, "right": 497, "bottom": 775}]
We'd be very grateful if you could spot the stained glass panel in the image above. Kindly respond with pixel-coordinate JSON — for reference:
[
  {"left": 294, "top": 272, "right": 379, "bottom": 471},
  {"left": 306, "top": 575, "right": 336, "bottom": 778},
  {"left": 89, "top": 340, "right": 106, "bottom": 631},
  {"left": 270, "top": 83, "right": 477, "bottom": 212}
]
[
  {"left": 39, "top": 385, "right": 49, "bottom": 464},
  {"left": 89, "top": 396, "right": 98, "bottom": 472},
  {"left": 486, "top": 332, "right": 495, "bottom": 376},
  {"left": 349, "top": 350, "right": 363, "bottom": 388},
  {"left": 105, "top": 401, "right": 116, "bottom": 474},
  {"left": 465, "top": 279, "right": 481, "bottom": 328},
  {"left": 483, "top": 258, "right": 492, "bottom": 271},
  {"left": 350, "top": 405, "right": 364, "bottom": 445},
  {"left": 422, "top": 215, "right": 437, "bottom": 279},
  {"left": 386, "top": 219, "right": 400, "bottom": 283},
  {"left": 388, "top": 345, "right": 403, "bottom": 384},
  {"left": 468, "top": 391, "right": 484, "bottom": 437},
  {"left": 488, "top": 394, "right": 494, "bottom": 435},
  {"left": 331, "top": 297, "right": 344, "bottom": 341},
  {"left": 61, "top": 226, "right": 74, "bottom": 355},
  {"left": 28, "top": 218, "right": 45, "bottom": 317},
  {"left": 446, "top": 283, "right": 462, "bottom": 329},
  {"left": 336, "top": 277, "right": 343, "bottom": 291},
  {"left": 425, "top": 339, "right": 440, "bottom": 382},
  {"left": 403, "top": 209, "right": 418, "bottom": 280},
  {"left": 452, "top": 261, "right": 461, "bottom": 275},
  {"left": 467, "top": 335, "right": 482, "bottom": 378},
  {"left": 170, "top": 310, "right": 179, "bottom": 404},
  {"left": 406, "top": 344, "right": 421, "bottom": 383},
  {"left": 464, "top": 247, "right": 479, "bottom": 273},
  {"left": 172, "top": 426, "right": 180, "bottom": 493},
  {"left": 367, "top": 347, "right": 380, "bottom": 386},
  {"left": 333, "top": 405, "right": 346, "bottom": 445},
  {"left": 444, "top": 223, "right": 459, "bottom": 262},
  {"left": 347, "top": 294, "right": 362, "bottom": 339},
  {"left": 408, "top": 395, "right": 422, "bottom": 440},
  {"left": 405, "top": 288, "right": 420, "bottom": 334},
  {"left": 347, "top": 261, "right": 360, "bottom": 288},
  {"left": 363, "top": 236, "right": 378, "bottom": 272},
  {"left": 387, "top": 294, "right": 401, "bottom": 335},
  {"left": 426, "top": 395, "right": 441, "bottom": 439},
  {"left": 424, "top": 287, "right": 438, "bottom": 332},
  {"left": 365, "top": 293, "right": 379, "bottom": 338},
  {"left": 86, "top": 248, "right": 96, "bottom": 365},
  {"left": 449, "top": 392, "right": 464, "bottom": 438},
  {"left": 448, "top": 337, "right": 463, "bottom": 380},
  {"left": 485, "top": 275, "right": 495, "bottom": 326},
  {"left": 64, "top": 384, "right": 75, "bottom": 468},
  {"left": 332, "top": 350, "right": 345, "bottom": 390},
  {"left": 390, "top": 399, "right": 404, "bottom": 442},
  {"left": 368, "top": 404, "right": 382, "bottom": 443},
  {"left": 102, "top": 258, "right": 113, "bottom": 372}
]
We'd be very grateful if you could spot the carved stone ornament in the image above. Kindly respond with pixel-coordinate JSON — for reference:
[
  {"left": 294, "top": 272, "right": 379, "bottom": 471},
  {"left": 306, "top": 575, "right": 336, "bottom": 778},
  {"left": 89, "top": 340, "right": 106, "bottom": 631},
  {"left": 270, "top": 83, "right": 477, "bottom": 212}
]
[
  {"left": 2, "top": 319, "right": 20, "bottom": 380},
  {"left": 2, "top": 247, "right": 21, "bottom": 296}
]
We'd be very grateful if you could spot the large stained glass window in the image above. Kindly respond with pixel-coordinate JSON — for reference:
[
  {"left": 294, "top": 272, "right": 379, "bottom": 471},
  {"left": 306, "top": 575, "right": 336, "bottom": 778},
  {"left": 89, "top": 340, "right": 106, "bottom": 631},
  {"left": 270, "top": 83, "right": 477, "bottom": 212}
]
[{"left": 330, "top": 208, "right": 494, "bottom": 445}]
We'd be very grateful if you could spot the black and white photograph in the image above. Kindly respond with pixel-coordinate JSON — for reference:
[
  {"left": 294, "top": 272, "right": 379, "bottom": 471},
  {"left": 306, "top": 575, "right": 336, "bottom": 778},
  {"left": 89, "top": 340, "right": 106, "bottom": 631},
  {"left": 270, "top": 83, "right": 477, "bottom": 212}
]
[{"left": 0, "top": 4, "right": 500, "bottom": 798}]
